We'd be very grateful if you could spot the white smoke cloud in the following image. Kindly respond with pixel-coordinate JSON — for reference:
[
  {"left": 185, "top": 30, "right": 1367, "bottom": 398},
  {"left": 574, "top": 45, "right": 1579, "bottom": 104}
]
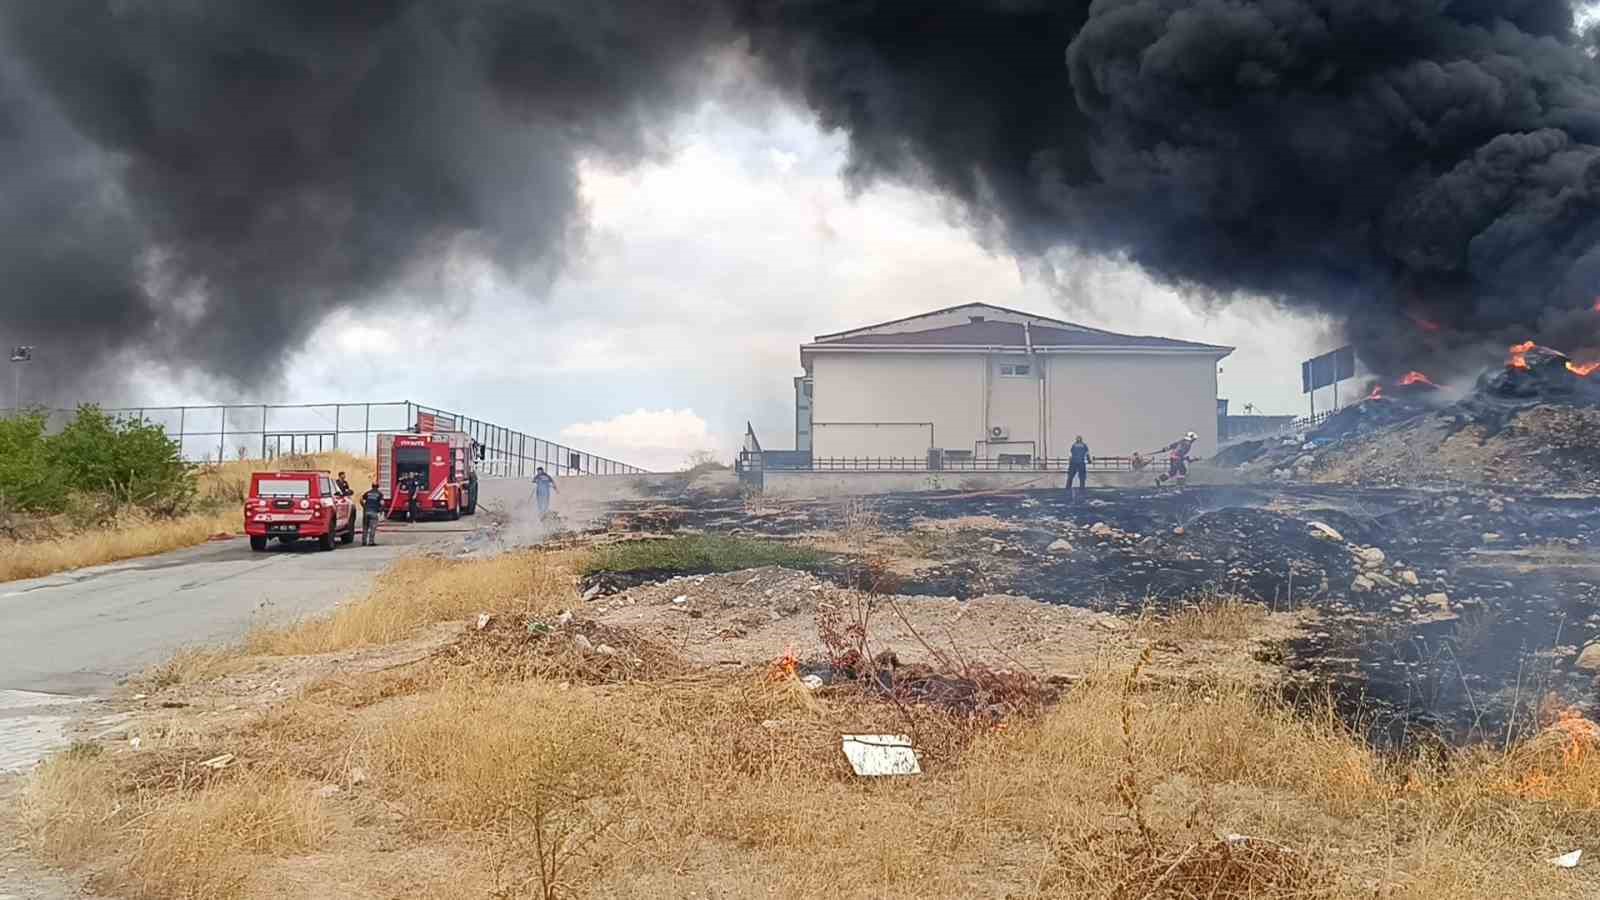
[{"left": 560, "top": 408, "right": 725, "bottom": 472}]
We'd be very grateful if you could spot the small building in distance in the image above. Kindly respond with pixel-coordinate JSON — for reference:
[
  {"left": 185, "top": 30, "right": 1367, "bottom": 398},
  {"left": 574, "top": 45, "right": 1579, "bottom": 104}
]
[{"left": 796, "top": 303, "right": 1232, "bottom": 464}]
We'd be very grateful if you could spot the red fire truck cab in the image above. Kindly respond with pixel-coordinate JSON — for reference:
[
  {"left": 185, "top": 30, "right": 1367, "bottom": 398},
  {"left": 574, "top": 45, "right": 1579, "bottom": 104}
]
[
  {"left": 244, "top": 470, "right": 356, "bottom": 552},
  {"left": 377, "top": 431, "right": 478, "bottom": 521}
]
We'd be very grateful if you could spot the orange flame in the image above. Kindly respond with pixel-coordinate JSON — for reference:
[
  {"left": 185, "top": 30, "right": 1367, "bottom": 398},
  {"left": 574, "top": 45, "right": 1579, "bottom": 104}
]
[
  {"left": 1507, "top": 340, "right": 1538, "bottom": 370},
  {"left": 1398, "top": 371, "right": 1436, "bottom": 387},
  {"left": 1365, "top": 384, "right": 1383, "bottom": 401},
  {"left": 1568, "top": 359, "right": 1600, "bottom": 377}
]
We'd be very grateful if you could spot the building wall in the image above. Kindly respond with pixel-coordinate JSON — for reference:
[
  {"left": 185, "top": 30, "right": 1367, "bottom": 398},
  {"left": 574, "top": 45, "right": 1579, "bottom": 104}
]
[
  {"left": 810, "top": 350, "right": 1219, "bottom": 460},
  {"left": 983, "top": 355, "right": 1040, "bottom": 457},
  {"left": 810, "top": 353, "right": 984, "bottom": 457},
  {"left": 1044, "top": 353, "right": 1219, "bottom": 458}
]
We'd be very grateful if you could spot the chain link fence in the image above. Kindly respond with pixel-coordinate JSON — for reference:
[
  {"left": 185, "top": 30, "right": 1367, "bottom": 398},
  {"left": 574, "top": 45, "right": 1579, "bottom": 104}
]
[{"left": 27, "top": 400, "right": 647, "bottom": 477}]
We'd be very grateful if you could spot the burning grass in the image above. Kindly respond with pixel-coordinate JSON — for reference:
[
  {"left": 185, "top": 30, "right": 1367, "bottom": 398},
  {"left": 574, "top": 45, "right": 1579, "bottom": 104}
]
[{"left": 16, "top": 546, "right": 1600, "bottom": 899}]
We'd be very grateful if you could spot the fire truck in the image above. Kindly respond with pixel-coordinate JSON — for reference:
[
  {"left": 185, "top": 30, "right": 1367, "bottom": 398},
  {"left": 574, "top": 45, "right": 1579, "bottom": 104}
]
[{"left": 376, "top": 429, "right": 479, "bottom": 521}]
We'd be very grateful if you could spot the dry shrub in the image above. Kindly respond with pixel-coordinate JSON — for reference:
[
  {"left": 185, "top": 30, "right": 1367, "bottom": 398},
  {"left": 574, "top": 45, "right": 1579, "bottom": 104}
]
[
  {"left": 370, "top": 678, "right": 627, "bottom": 832},
  {"left": 138, "top": 645, "right": 251, "bottom": 690},
  {"left": 247, "top": 548, "right": 576, "bottom": 654},
  {"left": 1136, "top": 593, "right": 1269, "bottom": 642},
  {"left": 18, "top": 750, "right": 120, "bottom": 864},
  {"left": 114, "top": 777, "right": 329, "bottom": 900}
]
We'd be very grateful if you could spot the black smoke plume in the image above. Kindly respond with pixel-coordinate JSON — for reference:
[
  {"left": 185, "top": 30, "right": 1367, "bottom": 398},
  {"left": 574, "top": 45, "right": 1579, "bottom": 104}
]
[
  {"left": 4, "top": 0, "right": 1600, "bottom": 397},
  {"left": 733, "top": 0, "right": 1600, "bottom": 375},
  {"left": 0, "top": 1, "right": 733, "bottom": 400}
]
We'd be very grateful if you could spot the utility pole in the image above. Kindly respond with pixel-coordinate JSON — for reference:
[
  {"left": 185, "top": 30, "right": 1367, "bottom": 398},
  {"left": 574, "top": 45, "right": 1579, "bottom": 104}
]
[{"left": 9, "top": 346, "right": 33, "bottom": 415}]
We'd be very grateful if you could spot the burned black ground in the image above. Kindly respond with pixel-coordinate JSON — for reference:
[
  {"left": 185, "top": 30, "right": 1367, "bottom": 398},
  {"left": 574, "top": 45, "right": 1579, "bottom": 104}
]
[{"left": 593, "top": 483, "right": 1599, "bottom": 747}]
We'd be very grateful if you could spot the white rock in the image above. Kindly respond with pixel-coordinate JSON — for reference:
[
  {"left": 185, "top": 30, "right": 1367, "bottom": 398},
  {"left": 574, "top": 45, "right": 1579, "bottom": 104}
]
[
  {"left": 1399, "top": 570, "right": 1420, "bottom": 586},
  {"left": 1307, "top": 522, "right": 1344, "bottom": 542},
  {"left": 1048, "top": 539, "right": 1072, "bottom": 553},
  {"left": 1172, "top": 526, "right": 1185, "bottom": 536},
  {"left": 799, "top": 674, "right": 825, "bottom": 690},
  {"left": 595, "top": 643, "right": 618, "bottom": 657},
  {"left": 1089, "top": 522, "right": 1114, "bottom": 538},
  {"left": 1351, "top": 575, "right": 1375, "bottom": 593},
  {"left": 349, "top": 767, "right": 368, "bottom": 786},
  {"left": 1358, "top": 547, "right": 1386, "bottom": 566},
  {"left": 315, "top": 784, "right": 342, "bottom": 799},
  {"left": 556, "top": 611, "right": 574, "bottom": 626},
  {"left": 1424, "top": 592, "right": 1451, "bottom": 611},
  {"left": 1576, "top": 642, "right": 1600, "bottom": 673},
  {"left": 1548, "top": 849, "right": 1582, "bottom": 869},
  {"left": 581, "top": 584, "right": 602, "bottom": 601},
  {"left": 572, "top": 634, "right": 594, "bottom": 652},
  {"left": 475, "top": 612, "right": 492, "bottom": 631},
  {"left": 671, "top": 595, "right": 688, "bottom": 604},
  {"left": 1481, "top": 532, "right": 1502, "bottom": 543}
]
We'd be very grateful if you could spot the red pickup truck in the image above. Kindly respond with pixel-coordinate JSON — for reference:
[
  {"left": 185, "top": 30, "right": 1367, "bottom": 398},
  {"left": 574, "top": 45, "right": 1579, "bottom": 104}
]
[{"left": 244, "top": 470, "right": 356, "bottom": 552}]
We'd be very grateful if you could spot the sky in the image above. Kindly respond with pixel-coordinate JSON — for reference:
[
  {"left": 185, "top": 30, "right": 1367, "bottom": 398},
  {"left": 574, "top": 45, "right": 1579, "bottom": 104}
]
[{"left": 130, "top": 98, "right": 1338, "bottom": 472}]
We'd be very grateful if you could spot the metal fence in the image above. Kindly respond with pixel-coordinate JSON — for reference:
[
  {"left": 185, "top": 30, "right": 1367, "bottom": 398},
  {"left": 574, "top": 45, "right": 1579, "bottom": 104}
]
[
  {"left": 27, "top": 400, "right": 648, "bottom": 476},
  {"left": 739, "top": 453, "right": 1142, "bottom": 474}
]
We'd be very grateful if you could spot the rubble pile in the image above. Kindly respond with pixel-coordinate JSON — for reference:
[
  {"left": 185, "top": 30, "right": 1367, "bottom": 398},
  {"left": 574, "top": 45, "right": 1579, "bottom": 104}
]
[
  {"left": 1220, "top": 350, "right": 1600, "bottom": 491},
  {"left": 443, "top": 612, "right": 691, "bottom": 684}
]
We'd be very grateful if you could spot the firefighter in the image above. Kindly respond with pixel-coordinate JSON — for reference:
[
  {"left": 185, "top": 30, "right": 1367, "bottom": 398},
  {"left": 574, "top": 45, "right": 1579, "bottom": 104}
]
[
  {"left": 335, "top": 471, "right": 354, "bottom": 498},
  {"left": 1066, "top": 435, "right": 1091, "bottom": 495},
  {"left": 360, "top": 480, "right": 384, "bottom": 546},
  {"left": 1155, "top": 431, "right": 1199, "bottom": 486},
  {"left": 532, "top": 466, "right": 557, "bottom": 518},
  {"left": 403, "top": 474, "right": 422, "bottom": 521}
]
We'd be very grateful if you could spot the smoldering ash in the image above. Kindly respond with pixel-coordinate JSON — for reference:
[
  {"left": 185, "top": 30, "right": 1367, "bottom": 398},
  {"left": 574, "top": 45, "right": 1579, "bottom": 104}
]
[{"left": 5, "top": 0, "right": 1600, "bottom": 396}]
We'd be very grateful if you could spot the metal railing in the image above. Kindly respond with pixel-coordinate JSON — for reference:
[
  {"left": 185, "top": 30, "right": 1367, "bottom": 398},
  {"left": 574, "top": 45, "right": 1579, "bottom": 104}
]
[
  {"left": 739, "top": 453, "right": 1144, "bottom": 474},
  {"left": 19, "top": 400, "right": 648, "bottom": 476}
]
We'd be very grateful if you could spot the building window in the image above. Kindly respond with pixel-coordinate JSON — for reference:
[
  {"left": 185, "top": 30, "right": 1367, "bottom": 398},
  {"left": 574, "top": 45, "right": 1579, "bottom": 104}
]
[
  {"left": 997, "top": 453, "right": 1032, "bottom": 466},
  {"left": 999, "top": 363, "right": 1031, "bottom": 377},
  {"left": 803, "top": 383, "right": 812, "bottom": 397}
]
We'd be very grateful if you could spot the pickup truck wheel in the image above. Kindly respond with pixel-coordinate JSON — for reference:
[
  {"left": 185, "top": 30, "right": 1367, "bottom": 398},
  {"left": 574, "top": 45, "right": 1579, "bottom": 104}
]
[
  {"left": 249, "top": 536, "right": 267, "bottom": 552},
  {"left": 318, "top": 518, "right": 336, "bottom": 551},
  {"left": 340, "top": 512, "right": 356, "bottom": 544}
]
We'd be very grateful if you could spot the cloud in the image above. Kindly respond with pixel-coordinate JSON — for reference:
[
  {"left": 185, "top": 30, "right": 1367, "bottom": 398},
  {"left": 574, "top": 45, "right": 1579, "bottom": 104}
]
[{"left": 560, "top": 408, "right": 724, "bottom": 471}]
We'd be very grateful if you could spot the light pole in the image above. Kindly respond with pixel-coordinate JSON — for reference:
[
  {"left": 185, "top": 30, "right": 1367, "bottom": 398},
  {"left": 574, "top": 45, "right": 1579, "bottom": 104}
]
[{"left": 9, "top": 346, "right": 32, "bottom": 415}]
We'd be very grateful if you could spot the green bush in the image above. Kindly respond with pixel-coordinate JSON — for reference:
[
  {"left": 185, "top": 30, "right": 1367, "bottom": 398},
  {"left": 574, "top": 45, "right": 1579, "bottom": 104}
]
[
  {"left": 0, "top": 406, "right": 194, "bottom": 518},
  {"left": 50, "top": 406, "right": 194, "bottom": 515},
  {"left": 0, "top": 411, "right": 66, "bottom": 513}
]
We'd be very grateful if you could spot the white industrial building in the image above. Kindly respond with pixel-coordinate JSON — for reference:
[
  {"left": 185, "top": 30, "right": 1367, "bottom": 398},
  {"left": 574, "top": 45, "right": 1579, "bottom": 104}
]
[{"left": 795, "top": 303, "right": 1232, "bottom": 464}]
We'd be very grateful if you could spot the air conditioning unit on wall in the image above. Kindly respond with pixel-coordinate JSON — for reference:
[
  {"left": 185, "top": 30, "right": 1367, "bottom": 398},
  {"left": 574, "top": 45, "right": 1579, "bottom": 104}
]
[{"left": 989, "top": 425, "right": 1009, "bottom": 440}]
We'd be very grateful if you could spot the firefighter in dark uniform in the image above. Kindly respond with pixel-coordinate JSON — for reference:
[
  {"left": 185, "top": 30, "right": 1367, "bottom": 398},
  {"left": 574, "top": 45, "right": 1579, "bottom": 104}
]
[{"left": 360, "top": 481, "right": 384, "bottom": 545}]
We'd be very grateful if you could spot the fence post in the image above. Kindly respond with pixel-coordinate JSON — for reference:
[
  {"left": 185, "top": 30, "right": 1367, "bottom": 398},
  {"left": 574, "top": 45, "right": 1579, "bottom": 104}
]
[
  {"left": 178, "top": 406, "right": 186, "bottom": 460},
  {"left": 334, "top": 405, "right": 341, "bottom": 450}
]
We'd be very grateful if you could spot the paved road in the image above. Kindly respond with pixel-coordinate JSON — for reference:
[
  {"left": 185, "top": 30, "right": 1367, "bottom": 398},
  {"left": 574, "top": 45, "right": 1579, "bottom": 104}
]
[
  {"left": 0, "top": 474, "right": 617, "bottom": 773},
  {"left": 0, "top": 523, "right": 465, "bottom": 696}
]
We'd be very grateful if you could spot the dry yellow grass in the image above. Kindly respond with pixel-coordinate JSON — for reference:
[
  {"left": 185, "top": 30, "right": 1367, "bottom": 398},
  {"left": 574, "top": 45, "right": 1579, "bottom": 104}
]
[
  {"left": 196, "top": 450, "right": 375, "bottom": 505},
  {"left": 245, "top": 548, "right": 576, "bottom": 655},
  {"left": 0, "top": 506, "right": 239, "bottom": 582},
  {"left": 0, "top": 451, "right": 375, "bottom": 584},
  {"left": 1136, "top": 593, "right": 1272, "bottom": 642},
  {"left": 18, "top": 548, "right": 1600, "bottom": 899}
]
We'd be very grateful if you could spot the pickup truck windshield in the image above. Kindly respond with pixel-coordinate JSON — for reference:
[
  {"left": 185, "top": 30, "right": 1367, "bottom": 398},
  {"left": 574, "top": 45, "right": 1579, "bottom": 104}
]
[{"left": 256, "top": 479, "right": 311, "bottom": 497}]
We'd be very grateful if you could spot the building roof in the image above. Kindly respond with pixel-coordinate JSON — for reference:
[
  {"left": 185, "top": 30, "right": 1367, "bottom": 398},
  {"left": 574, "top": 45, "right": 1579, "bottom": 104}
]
[
  {"left": 813, "top": 302, "right": 1095, "bottom": 342},
  {"left": 805, "top": 317, "right": 1232, "bottom": 355}
]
